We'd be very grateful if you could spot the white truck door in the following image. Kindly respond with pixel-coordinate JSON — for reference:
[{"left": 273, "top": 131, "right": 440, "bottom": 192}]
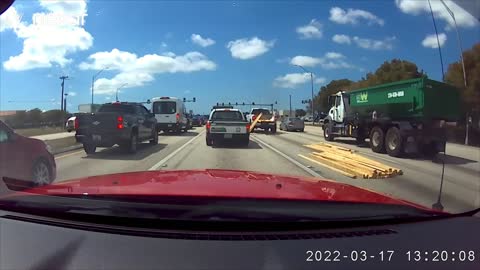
[{"left": 333, "top": 95, "right": 345, "bottom": 123}]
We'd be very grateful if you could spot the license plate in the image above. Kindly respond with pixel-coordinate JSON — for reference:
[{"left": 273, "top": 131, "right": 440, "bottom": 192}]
[
  {"left": 92, "top": 134, "right": 101, "bottom": 141},
  {"left": 168, "top": 124, "right": 172, "bottom": 127},
  {"left": 224, "top": 134, "right": 233, "bottom": 139}
]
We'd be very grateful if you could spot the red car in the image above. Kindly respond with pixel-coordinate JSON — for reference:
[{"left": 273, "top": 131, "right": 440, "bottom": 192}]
[{"left": 0, "top": 120, "right": 56, "bottom": 186}]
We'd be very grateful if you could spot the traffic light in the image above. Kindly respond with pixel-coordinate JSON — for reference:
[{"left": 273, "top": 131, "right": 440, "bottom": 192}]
[
  {"left": 235, "top": 102, "right": 238, "bottom": 105},
  {"left": 183, "top": 97, "right": 186, "bottom": 102},
  {"left": 222, "top": 103, "right": 224, "bottom": 106},
  {"left": 228, "top": 102, "right": 231, "bottom": 105},
  {"left": 242, "top": 102, "right": 245, "bottom": 105},
  {"left": 252, "top": 102, "right": 255, "bottom": 105},
  {"left": 193, "top": 97, "right": 196, "bottom": 102}
]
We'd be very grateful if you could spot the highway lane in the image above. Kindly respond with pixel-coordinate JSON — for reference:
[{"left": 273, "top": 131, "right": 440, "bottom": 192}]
[
  {"left": 267, "top": 125, "right": 480, "bottom": 213},
  {"left": 54, "top": 125, "right": 480, "bottom": 213}
]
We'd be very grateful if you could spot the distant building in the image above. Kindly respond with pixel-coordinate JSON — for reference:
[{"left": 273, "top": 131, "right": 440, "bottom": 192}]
[{"left": 0, "top": 110, "right": 25, "bottom": 121}]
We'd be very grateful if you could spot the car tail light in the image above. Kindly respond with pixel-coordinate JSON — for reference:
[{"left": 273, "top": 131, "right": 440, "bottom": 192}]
[
  {"left": 74, "top": 117, "right": 79, "bottom": 129},
  {"left": 176, "top": 113, "right": 180, "bottom": 122},
  {"left": 117, "top": 115, "right": 124, "bottom": 129},
  {"left": 252, "top": 115, "right": 257, "bottom": 121},
  {"left": 246, "top": 123, "right": 250, "bottom": 132},
  {"left": 206, "top": 121, "right": 211, "bottom": 131}
]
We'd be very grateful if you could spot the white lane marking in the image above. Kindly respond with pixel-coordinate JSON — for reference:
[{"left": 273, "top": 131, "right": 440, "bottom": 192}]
[
  {"left": 251, "top": 135, "right": 322, "bottom": 178},
  {"left": 148, "top": 131, "right": 205, "bottom": 171}
]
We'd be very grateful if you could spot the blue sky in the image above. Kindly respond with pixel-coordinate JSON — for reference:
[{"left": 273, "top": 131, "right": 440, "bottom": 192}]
[{"left": 0, "top": 0, "right": 478, "bottom": 114}]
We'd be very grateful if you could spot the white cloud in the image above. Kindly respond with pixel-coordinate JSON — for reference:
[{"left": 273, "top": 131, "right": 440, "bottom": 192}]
[
  {"left": 2, "top": 0, "right": 93, "bottom": 71},
  {"left": 0, "top": 6, "right": 23, "bottom": 32},
  {"left": 79, "top": 49, "right": 216, "bottom": 94},
  {"left": 296, "top": 19, "right": 323, "bottom": 39},
  {"left": 352, "top": 36, "right": 395, "bottom": 50},
  {"left": 226, "top": 37, "right": 274, "bottom": 60},
  {"left": 273, "top": 73, "right": 327, "bottom": 89},
  {"left": 191, "top": 34, "right": 215, "bottom": 47},
  {"left": 332, "top": 34, "right": 352, "bottom": 45},
  {"left": 325, "top": 52, "right": 344, "bottom": 59},
  {"left": 314, "top": 77, "right": 327, "bottom": 85},
  {"left": 329, "top": 7, "right": 384, "bottom": 26},
  {"left": 422, "top": 33, "right": 447, "bottom": 48},
  {"left": 290, "top": 52, "right": 353, "bottom": 70},
  {"left": 273, "top": 73, "right": 312, "bottom": 88},
  {"left": 68, "top": 91, "right": 77, "bottom": 96},
  {"left": 290, "top": 56, "right": 323, "bottom": 67},
  {"left": 395, "top": 0, "right": 478, "bottom": 29}
]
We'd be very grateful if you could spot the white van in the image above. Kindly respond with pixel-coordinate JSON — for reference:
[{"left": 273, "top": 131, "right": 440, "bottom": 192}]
[{"left": 151, "top": 97, "right": 188, "bottom": 133}]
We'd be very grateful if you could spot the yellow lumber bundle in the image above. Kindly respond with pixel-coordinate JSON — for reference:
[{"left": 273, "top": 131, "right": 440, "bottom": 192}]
[{"left": 300, "top": 143, "right": 403, "bottom": 179}]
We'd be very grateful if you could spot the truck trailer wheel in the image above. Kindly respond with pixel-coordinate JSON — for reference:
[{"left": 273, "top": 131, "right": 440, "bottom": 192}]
[
  {"left": 385, "top": 127, "right": 404, "bottom": 157},
  {"left": 324, "top": 125, "right": 334, "bottom": 141},
  {"left": 83, "top": 143, "right": 96, "bottom": 154},
  {"left": 369, "top": 126, "right": 386, "bottom": 153}
]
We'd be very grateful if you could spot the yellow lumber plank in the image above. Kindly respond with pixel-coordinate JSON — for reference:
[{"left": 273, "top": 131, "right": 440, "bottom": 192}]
[
  {"left": 249, "top": 113, "right": 263, "bottom": 132},
  {"left": 308, "top": 154, "right": 367, "bottom": 178},
  {"left": 312, "top": 152, "right": 378, "bottom": 176},
  {"left": 298, "top": 154, "right": 357, "bottom": 179}
]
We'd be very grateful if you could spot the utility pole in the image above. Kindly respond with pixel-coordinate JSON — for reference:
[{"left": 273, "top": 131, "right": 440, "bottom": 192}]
[
  {"left": 439, "top": 0, "right": 469, "bottom": 145},
  {"left": 64, "top": 93, "right": 68, "bottom": 113},
  {"left": 91, "top": 67, "right": 109, "bottom": 105},
  {"left": 289, "top": 94, "right": 292, "bottom": 117},
  {"left": 294, "top": 65, "right": 315, "bottom": 124},
  {"left": 59, "top": 75, "right": 69, "bottom": 111},
  {"left": 116, "top": 83, "right": 128, "bottom": 102}
]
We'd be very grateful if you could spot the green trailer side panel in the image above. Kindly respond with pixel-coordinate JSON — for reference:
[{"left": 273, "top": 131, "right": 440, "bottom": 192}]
[{"left": 348, "top": 77, "right": 460, "bottom": 122}]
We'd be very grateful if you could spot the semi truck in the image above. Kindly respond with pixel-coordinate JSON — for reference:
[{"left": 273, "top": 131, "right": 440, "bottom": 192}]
[{"left": 322, "top": 77, "right": 460, "bottom": 157}]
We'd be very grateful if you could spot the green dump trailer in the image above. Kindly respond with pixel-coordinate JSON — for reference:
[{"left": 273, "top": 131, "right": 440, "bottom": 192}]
[{"left": 322, "top": 77, "right": 461, "bottom": 157}]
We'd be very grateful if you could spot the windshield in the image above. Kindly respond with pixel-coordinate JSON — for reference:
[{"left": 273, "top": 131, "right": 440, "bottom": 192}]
[
  {"left": 251, "top": 109, "right": 271, "bottom": 115},
  {"left": 97, "top": 104, "right": 135, "bottom": 114},
  {"left": 0, "top": 0, "right": 479, "bottom": 224},
  {"left": 153, "top": 102, "right": 176, "bottom": 114},
  {"left": 211, "top": 111, "right": 244, "bottom": 121}
]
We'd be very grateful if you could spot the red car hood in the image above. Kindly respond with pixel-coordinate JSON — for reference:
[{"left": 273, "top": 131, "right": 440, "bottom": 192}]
[{"left": 17, "top": 169, "right": 430, "bottom": 210}]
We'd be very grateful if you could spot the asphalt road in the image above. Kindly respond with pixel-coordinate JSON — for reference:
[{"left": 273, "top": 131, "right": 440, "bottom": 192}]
[{"left": 54, "top": 125, "right": 480, "bottom": 213}]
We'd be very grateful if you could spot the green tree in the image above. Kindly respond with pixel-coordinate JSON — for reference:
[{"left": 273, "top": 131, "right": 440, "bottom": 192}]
[
  {"left": 295, "top": 109, "right": 307, "bottom": 117},
  {"left": 27, "top": 108, "right": 42, "bottom": 124},
  {"left": 445, "top": 43, "right": 480, "bottom": 116}
]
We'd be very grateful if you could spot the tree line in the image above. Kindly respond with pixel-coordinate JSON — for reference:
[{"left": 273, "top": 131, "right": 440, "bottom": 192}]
[{"left": 3, "top": 109, "right": 71, "bottom": 129}]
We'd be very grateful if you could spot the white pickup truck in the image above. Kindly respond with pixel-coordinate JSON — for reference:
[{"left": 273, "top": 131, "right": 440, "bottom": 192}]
[
  {"left": 206, "top": 108, "right": 250, "bottom": 146},
  {"left": 247, "top": 108, "right": 277, "bottom": 133}
]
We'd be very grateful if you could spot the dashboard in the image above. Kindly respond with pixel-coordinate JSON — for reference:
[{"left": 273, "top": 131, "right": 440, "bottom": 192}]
[{"left": 0, "top": 211, "right": 479, "bottom": 270}]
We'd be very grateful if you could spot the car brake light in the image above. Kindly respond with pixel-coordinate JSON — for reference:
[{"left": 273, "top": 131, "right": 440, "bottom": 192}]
[
  {"left": 176, "top": 113, "right": 180, "bottom": 122},
  {"left": 246, "top": 123, "right": 250, "bottom": 132},
  {"left": 74, "top": 117, "right": 79, "bottom": 129},
  {"left": 252, "top": 115, "right": 256, "bottom": 121},
  {"left": 117, "top": 115, "right": 124, "bottom": 129},
  {"left": 206, "top": 121, "right": 211, "bottom": 131}
]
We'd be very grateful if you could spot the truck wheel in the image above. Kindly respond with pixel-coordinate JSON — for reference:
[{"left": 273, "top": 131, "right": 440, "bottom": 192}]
[
  {"left": 206, "top": 135, "right": 212, "bottom": 146},
  {"left": 385, "top": 127, "right": 403, "bottom": 157},
  {"left": 421, "top": 143, "right": 439, "bottom": 157},
  {"left": 83, "top": 143, "right": 96, "bottom": 154},
  {"left": 150, "top": 130, "right": 158, "bottom": 145},
  {"left": 128, "top": 133, "right": 138, "bottom": 154},
  {"left": 324, "top": 126, "right": 334, "bottom": 141},
  {"left": 369, "top": 126, "right": 386, "bottom": 153}
]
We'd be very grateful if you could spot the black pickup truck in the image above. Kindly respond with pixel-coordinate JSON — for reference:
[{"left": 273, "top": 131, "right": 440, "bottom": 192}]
[{"left": 75, "top": 102, "right": 158, "bottom": 154}]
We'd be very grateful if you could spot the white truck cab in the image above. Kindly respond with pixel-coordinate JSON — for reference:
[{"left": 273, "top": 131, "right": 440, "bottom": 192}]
[{"left": 151, "top": 97, "right": 188, "bottom": 133}]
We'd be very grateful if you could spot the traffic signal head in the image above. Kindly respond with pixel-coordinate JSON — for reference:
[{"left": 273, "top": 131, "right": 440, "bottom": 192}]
[
  {"left": 252, "top": 102, "right": 255, "bottom": 105},
  {"left": 193, "top": 97, "right": 196, "bottom": 102},
  {"left": 183, "top": 98, "right": 186, "bottom": 102}
]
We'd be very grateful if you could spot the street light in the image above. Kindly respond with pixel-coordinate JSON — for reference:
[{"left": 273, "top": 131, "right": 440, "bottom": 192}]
[
  {"left": 440, "top": 0, "right": 469, "bottom": 145},
  {"left": 294, "top": 64, "right": 314, "bottom": 124},
  {"left": 116, "top": 83, "right": 128, "bottom": 102},
  {"left": 91, "top": 67, "right": 109, "bottom": 105}
]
